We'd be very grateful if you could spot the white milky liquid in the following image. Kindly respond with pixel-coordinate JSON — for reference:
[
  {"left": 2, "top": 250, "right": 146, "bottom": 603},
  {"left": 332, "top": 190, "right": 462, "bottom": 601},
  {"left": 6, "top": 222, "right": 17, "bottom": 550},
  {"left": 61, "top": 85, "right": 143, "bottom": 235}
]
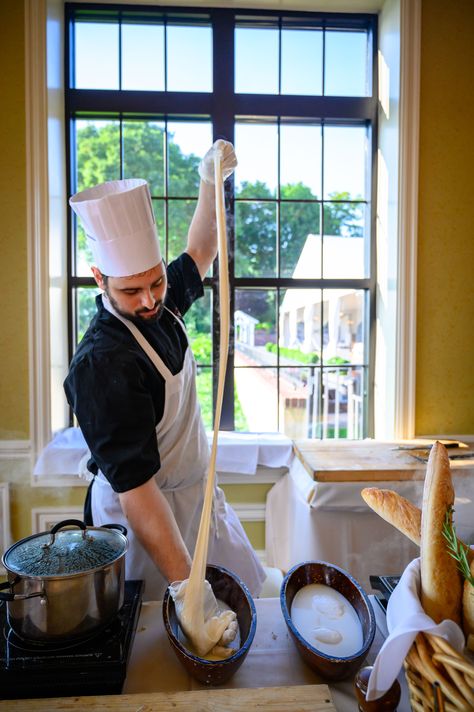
[{"left": 290, "top": 583, "right": 363, "bottom": 658}]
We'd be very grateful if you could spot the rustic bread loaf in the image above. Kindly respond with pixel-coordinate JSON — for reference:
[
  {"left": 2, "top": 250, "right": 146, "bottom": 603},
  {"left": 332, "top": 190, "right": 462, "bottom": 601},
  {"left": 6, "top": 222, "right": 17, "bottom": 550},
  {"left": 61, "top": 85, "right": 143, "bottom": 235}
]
[
  {"left": 463, "top": 561, "right": 474, "bottom": 640},
  {"left": 420, "top": 441, "right": 462, "bottom": 625},
  {"left": 361, "top": 488, "right": 421, "bottom": 545}
]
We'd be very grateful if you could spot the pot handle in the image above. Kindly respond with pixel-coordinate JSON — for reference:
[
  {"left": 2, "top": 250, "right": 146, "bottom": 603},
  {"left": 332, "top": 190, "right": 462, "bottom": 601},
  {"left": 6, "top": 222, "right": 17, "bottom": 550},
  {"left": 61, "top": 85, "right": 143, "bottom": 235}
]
[
  {"left": 0, "top": 578, "right": 45, "bottom": 602},
  {"left": 50, "top": 519, "right": 87, "bottom": 535},
  {"left": 103, "top": 523, "right": 128, "bottom": 537},
  {"left": 45, "top": 518, "right": 87, "bottom": 547}
]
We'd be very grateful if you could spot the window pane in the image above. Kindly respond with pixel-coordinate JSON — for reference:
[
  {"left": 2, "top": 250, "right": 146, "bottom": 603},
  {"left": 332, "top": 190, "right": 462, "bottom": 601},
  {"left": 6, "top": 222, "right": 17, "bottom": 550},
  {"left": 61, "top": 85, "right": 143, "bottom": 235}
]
[
  {"left": 168, "top": 199, "right": 196, "bottom": 262},
  {"left": 279, "top": 288, "right": 322, "bottom": 359},
  {"left": 234, "top": 368, "right": 278, "bottom": 432},
  {"left": 280, "top": 203, "right": 321, "bottom": 279},
  {"left": 74, "top": 119, "right": 120, "bottom": 276},
  {"left": 235, "top": 27, "right": 279, "bottom": 94},
  {"left": 123, "top": 121, "right": 165, "bottom": 197},
  {"left": 152, "top": 200, "right": 165, "bottom": 258},
  {"left": 122, "top": 23, "right": 165, "bottom": 91},
  {"left": 235, "top": 201, "right": 276, "bottom": 278},
  {"left": 235, "top": 289, "right": 277, "bottom": 367},
  {"left": 75, "top": 223, "right": 94, "bottom": 278},
  {"left": 196, "top": 366, "right": 213, "bottom": 431},
  {"left": 323, "top": 202, "right": 366, "bottom": 278},
  {"left": 75, "top": 22, "right": 119, "bottom": 89},
  {"left": 279, "top": 367, "right": 314, "bottom": 439},
  {"left": 281, "top": 29, "right": 322, "bottom": 95},
  {"left": 280, "top": 124, "right": 322, "bottom": 199},
  {"left": 167, "top": 25, "right": 212, "bottom": 92},
  {"left": 187, "top": 288, "right": 212, "bottom": 364},
  {"left": 75, "top": 287, "right": 100, "bottom": 346},
  {"left": 325, "top": 30, "right": 369, "bottom": 96},
  {"left": 321, "top": 365, "right": 365, "bottom": 438},
  {"left": 75, "top": 119, "right": 120, "bottom": 192},
  {"left": 322, "top": 288, "right": 366, "bottom": 367},
  {"left": 323, "top": 126, "right": 367, "bottom": 200},
  {"left": 235, "top": 123, "right": 278, "bottom": 198},
  {"left": 168, "top": 121, "right": 212, "bottom": 197}
]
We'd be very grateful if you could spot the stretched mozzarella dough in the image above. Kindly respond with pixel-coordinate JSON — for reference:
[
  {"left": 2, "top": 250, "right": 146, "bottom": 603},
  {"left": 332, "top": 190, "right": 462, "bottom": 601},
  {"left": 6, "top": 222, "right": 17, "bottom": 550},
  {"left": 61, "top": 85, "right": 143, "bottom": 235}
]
[{"left": 180, "top": 149, "right": 232, "bottom": 658}]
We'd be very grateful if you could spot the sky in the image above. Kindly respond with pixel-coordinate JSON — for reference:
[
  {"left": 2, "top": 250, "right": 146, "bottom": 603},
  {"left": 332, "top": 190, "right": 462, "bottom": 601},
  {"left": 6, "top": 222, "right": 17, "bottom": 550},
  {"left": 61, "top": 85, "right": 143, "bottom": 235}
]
[{"left": 75, "top": 21, "right": 369, "bottom": 198}]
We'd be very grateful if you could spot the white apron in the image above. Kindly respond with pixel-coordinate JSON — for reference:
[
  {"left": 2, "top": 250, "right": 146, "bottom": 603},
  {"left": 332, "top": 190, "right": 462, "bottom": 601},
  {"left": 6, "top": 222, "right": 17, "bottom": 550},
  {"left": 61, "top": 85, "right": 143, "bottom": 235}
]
[{"left": 91, "top": 295, "right": 265, "bottom": 601}]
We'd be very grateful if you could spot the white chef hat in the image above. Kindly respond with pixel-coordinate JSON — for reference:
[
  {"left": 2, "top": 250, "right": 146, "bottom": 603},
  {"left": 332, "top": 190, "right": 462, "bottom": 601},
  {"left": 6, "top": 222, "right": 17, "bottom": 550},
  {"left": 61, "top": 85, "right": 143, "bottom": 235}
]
[{"left": 69, "top": 178, "right": 162, "bottom": 277}]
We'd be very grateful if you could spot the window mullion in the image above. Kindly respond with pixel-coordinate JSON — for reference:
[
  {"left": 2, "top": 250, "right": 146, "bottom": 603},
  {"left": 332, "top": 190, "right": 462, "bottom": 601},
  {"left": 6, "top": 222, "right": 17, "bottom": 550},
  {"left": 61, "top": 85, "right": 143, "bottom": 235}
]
[{"left": 212, "top": 9, "right": 235, "bottom": 431}]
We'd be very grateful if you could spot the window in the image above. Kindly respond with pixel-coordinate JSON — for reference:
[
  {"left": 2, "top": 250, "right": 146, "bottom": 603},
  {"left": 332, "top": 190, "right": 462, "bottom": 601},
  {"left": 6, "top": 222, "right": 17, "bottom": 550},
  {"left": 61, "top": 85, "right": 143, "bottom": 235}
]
[{"left": 66, "top": 5, "right": 377, "bottom": 439}]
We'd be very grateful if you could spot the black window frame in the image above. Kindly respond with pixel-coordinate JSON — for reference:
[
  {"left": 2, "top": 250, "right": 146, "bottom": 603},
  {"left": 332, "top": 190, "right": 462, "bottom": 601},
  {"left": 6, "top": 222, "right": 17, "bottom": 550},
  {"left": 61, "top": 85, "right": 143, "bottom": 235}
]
[{"left": 65, "top": 3, "right": 378, "bottom": 436}]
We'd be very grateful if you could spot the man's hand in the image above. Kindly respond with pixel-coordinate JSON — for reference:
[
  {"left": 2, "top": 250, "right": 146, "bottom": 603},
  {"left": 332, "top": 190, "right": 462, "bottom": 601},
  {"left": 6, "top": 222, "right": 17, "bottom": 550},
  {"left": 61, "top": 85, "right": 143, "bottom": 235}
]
[
  {"left": 169, "top": 578, "right": 238, "bottom": 658},
  {"left": 198, "top": 139, "right": 237, "bottom": 185}
]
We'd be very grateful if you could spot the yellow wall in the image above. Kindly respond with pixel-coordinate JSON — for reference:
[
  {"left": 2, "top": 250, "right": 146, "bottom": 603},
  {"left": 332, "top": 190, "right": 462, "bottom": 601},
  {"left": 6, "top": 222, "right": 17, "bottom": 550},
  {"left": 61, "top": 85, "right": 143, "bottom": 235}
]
[
  {"left": 416, "top": 0, "right": 474, "bottom": 434},
  {"left": 0, "top": 1, "right": 29, "bottom": 439}
]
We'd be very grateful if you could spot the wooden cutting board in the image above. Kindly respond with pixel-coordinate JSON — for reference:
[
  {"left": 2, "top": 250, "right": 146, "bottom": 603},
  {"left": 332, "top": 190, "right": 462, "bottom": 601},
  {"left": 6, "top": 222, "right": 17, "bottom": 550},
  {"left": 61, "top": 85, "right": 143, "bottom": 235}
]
[
  {"left": 0, "top": 684, "right": 336, "bottom": 711},
  {"left": 293, "top": 439, "right": 429, "bottom": 482}
]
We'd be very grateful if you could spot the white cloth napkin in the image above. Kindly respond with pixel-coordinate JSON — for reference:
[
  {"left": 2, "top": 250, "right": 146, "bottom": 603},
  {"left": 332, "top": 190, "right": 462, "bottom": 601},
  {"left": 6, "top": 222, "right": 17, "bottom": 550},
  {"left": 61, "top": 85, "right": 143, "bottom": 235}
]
[
  {"left": 33, "top": 427, "right": 90, "bottom": 477},
  {"left": 209, "top": 431, "right": 293, "bottom": 475},
  {"left": 367, "top": 557, "right": 465, "bottom": 701}
]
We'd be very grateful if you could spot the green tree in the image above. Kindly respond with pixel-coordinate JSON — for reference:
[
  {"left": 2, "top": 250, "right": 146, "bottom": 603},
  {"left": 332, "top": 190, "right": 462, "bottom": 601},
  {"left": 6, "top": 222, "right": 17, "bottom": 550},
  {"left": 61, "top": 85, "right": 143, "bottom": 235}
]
[{"left": 324, "top": 191, "right": 364, "bottom": 237}]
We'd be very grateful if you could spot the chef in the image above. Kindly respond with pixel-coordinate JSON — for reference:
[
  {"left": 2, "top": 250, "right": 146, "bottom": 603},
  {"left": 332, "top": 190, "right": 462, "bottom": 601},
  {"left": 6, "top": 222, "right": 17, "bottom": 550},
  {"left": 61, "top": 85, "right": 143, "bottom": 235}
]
[{"left": 64, "top": 140, "right": 266, "bottom": 602}]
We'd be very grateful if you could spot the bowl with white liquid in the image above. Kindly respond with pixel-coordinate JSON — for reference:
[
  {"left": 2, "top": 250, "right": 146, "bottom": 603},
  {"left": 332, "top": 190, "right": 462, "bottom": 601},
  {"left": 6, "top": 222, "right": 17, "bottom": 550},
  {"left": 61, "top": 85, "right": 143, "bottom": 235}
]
[
  {"left": 280, "top": 561, "right": 376, "bottom": 681},
  {"left": 162, "top": 564, "right": 257, "bottom": 685}
]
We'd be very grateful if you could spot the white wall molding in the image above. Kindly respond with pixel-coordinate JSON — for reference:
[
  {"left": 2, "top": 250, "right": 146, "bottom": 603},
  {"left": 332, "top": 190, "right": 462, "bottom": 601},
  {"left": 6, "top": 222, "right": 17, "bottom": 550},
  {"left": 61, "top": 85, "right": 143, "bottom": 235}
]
[
  {"left": 31, "top": 507, "right": 84, "bottom": 534},
  {"left": 0, "top": 440, "right": 32, "bottom": 459},
  {"left": 394, "top": 0, "right": 421, "bottom": 439},
  {"left": 25, "top": 0, "right": 51, "bottom": 460},
  {"left": 231, "top": 502, "right": 266, "bottom": 522}
]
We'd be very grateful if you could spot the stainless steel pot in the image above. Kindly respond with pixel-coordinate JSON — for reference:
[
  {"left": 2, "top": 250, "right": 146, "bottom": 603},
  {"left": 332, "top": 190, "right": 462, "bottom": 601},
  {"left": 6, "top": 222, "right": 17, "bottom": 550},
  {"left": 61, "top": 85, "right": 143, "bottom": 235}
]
[{"left": 0, "top": 519, "right": 128, "bottom": 641}]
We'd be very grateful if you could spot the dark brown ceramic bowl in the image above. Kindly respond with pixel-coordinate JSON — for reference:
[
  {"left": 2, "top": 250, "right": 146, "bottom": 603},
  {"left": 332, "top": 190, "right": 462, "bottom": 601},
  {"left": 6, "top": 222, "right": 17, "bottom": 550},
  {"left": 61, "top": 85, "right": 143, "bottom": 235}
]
[
  {"left": 162, "top": 564, "right": 257, "bottom": 685},
  {"left": 280, "top": 561, "right": 376, "bottom": 682}
]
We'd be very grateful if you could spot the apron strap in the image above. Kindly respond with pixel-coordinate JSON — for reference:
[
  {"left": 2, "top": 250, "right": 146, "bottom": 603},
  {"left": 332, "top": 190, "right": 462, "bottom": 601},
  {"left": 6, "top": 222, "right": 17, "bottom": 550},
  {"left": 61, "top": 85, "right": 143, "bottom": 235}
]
[
  {"left": 84, "top": 478, "right": 94, "bottom": 525},
  {"left": 101, "top": 293, "right": 174, "bottom": 379}
]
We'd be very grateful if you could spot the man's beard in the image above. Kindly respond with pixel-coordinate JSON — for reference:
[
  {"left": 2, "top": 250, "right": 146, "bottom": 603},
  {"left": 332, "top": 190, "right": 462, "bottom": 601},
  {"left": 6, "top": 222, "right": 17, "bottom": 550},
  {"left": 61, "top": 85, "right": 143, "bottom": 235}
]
[{"left": 105, "top": 290, "right": 165, "bottom": 325}]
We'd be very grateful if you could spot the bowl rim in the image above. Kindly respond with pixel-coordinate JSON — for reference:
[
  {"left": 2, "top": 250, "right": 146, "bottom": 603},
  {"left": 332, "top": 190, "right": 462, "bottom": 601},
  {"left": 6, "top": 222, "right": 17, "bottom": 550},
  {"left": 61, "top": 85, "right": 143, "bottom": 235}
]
[
  {"left": 280, "top": 559, "right": 376, "bottom": 662},
  {"left": 162, "top": 563, "right": 257, "bottom": 666}
]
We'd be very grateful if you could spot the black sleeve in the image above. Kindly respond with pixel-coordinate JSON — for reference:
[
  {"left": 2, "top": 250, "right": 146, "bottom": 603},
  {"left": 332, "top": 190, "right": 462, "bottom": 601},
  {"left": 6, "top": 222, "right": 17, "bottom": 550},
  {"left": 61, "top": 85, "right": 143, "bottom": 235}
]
[
  {"left": 64, "top": 350, "right": 161, "bottom": 493},
  {"left": 166, "top": 252, "right": 204, "bottom": 317}
]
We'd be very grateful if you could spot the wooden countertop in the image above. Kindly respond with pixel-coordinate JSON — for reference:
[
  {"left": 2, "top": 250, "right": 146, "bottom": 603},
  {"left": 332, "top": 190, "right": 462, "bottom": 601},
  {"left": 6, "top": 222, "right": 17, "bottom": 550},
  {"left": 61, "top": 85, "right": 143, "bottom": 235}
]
[
  {"left": 0, "top": 684, "right": 335, "bottom": 711},
  {"left": 293, "top": 438, "right": 474, "bottom": 482}
]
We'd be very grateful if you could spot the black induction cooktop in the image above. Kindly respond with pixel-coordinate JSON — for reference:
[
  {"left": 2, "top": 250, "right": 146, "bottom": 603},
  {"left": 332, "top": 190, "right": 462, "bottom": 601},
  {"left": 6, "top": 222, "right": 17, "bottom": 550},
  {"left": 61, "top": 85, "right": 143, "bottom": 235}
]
[
  {"left": 0, "top": 579, "right": 143, "bottom": 700},
  {"left": 370, "top": 574, "right": 401, "bottom": 613}
]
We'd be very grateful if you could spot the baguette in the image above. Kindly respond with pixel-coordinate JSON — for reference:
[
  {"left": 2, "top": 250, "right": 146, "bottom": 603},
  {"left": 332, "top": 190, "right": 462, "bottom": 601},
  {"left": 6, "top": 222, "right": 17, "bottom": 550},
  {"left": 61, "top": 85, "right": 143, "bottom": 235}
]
[
  {"left": 361, "top": 486, "right": 473, "bottom": 565},
  {"left": 463, "top": 561, "right": 474, "bottom": 640},
  {"left": 420, "top": 441, "right": 462, "bottom": 625},
  {"left": 361, "top": 488, "right": 421, "bottom": 545}
]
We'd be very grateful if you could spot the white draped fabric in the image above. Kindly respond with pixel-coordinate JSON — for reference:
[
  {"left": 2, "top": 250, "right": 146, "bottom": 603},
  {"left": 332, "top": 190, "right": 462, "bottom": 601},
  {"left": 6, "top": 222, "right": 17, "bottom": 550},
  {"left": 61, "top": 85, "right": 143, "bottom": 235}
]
[{"left": 266, "top": 456, "right": 474, "bottom": 591}]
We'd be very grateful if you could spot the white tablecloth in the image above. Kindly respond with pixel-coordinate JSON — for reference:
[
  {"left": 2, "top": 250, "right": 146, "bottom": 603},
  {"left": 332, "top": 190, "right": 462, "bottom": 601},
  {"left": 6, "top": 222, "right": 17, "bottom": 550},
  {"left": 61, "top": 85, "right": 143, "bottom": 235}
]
[{"left": 265, "top": 456, "right": 474, "bottom": 592}]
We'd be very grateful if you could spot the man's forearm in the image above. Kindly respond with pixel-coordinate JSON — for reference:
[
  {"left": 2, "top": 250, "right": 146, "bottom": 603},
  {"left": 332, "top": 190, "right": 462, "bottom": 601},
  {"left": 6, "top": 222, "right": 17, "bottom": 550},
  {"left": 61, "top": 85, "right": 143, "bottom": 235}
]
[
  {"left": 185, "top": 180, "right": 218, "bottom": 279},
  {"left": 119, "top": 478, "right": 192, "bottom": 583}
]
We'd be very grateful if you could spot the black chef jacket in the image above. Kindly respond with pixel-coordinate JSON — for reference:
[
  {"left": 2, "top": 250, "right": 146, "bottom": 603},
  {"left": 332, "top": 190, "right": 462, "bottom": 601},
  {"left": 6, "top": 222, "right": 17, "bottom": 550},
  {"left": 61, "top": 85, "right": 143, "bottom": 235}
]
[{"left": 64, "top": 253, "right": 204, "bottom": 494}]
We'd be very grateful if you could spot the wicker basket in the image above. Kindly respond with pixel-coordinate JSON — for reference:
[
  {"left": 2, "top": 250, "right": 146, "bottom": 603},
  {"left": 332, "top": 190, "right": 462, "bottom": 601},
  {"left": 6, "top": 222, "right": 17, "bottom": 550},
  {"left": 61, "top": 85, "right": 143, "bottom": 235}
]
[{"left": 404, "top": 632, "right": 474, "bottom": 711}]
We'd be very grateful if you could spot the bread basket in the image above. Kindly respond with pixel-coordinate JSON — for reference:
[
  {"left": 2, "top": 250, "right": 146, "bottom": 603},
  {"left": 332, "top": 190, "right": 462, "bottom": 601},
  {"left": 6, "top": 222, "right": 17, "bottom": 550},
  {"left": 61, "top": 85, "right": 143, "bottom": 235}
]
[{"left": 404, "top": 631, "right": 474, "bottom": 711}]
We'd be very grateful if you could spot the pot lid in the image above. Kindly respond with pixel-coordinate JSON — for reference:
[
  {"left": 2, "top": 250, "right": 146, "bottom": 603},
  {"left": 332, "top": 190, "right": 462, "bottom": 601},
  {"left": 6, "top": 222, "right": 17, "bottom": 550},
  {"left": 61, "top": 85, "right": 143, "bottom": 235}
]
[{"left": 3, "top": 520, "right": 128, "bottom": 578}]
